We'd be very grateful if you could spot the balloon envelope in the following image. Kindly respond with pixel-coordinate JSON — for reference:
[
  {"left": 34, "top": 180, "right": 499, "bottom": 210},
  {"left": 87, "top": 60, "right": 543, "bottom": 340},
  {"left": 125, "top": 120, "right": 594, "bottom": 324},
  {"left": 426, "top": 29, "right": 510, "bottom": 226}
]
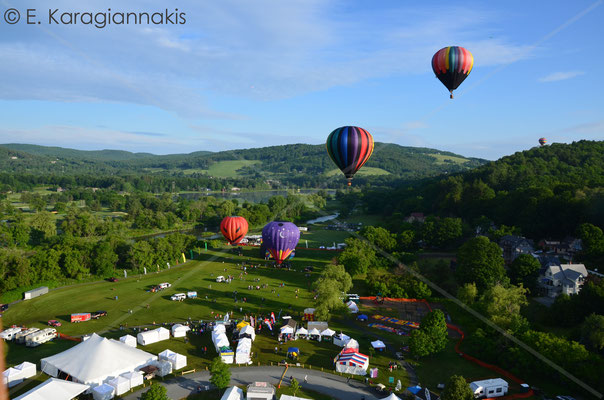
[
  {"left": 539, "top": 137, "right": 547, "bottom": 146},
  {"left": 220, "top": 216, "right": 249, "bottom": 245},
  {"left": 432, "top": 46, "right": 473, "bottom": 98},
  {"left": 326, "top": 126, "right": 374, "bottom": 185},
  {"left": 262, "top": 221, "right": 300, "bottom": 264}
]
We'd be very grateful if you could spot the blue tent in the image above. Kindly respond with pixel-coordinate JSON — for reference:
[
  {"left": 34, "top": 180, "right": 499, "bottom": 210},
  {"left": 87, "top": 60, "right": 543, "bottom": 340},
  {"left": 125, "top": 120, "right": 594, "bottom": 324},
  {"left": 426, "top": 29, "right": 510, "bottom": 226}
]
[
  {"left": 407, "top": 385, "right": 422, "bottom": 395},
  {"left": 287, "top": 347, "right": 299, "bottom": 354},
  {"left": 357, "top": 314, "right": 368, "bottom": 321}
]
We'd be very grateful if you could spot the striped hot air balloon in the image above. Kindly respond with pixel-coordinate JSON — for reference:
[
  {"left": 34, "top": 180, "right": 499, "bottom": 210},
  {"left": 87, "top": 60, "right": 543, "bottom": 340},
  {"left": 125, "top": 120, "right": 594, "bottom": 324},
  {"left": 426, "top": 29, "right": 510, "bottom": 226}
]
[
  {"left": 432, "top": 46, "right": 474, "bottom": 98},
  {"left": 220, "top": 216, "right": 248, "bottom": 245},
  {"left": 326, "top": 126, "right": 374, "bottom": 186},
  {"left": 539, "top": 137, "right": 547, "bottom": 146}
]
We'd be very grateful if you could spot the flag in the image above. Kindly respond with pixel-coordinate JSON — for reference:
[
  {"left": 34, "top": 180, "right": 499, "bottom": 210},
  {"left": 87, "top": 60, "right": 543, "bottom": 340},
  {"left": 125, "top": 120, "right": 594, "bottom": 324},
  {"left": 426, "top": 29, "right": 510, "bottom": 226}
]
[
  {"left": 144, "top": 267, "right": 147, "bottom": 275},
  {"left": 270, "top": 312, "right": 276, "bottom": 324},
  {"left": 182, "top": 253, "right": 186, "bottom": 263},
  {"left": 123, "top": 270, "right": 127, "bottom": 278}
]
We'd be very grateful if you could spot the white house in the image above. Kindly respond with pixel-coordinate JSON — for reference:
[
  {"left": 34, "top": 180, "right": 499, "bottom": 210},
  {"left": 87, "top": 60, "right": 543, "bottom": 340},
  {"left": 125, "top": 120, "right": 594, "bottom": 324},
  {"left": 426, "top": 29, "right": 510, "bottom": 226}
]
[{"left": 539, "top": 263, "right": 588, "bottom": 297}]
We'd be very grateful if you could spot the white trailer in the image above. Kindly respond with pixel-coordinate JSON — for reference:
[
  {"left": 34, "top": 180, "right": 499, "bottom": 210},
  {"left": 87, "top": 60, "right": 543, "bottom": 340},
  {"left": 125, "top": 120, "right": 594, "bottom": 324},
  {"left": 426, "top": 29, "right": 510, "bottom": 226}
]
[
  {"left": 15, "top": 328, "right": 39, "bottom": 344},
  {"left": 470, "top": 378, "right": 508, "bottom": 398},
  {"left": 0, "top": 327, "right": 22, "bottom": 341},
  {"left": 23, "top": 286, "right": 49, "bottom": 300},
  {"left": 25, "top": 328, "right": 57, "bottom": 347}
]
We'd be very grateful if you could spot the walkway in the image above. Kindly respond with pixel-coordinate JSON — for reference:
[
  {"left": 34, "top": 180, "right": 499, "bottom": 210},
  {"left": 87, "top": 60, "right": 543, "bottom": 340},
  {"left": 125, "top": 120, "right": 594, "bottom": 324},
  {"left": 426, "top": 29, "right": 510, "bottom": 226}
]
[{"left": 123, "top": 366, "right": 380, "bottom": 400}]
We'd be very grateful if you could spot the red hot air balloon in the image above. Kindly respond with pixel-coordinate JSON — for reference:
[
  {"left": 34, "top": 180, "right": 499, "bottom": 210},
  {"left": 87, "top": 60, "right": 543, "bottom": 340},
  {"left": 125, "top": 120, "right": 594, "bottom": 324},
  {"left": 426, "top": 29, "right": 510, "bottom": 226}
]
[
  {"left": 539, "top": 138, "right": 547, "bottom": 146},
  {"left": 220, "top": 216, "right": 248, "bottom": 245},
  {"left": 432, "top": 46, "right": 474, "bottom": 99}
]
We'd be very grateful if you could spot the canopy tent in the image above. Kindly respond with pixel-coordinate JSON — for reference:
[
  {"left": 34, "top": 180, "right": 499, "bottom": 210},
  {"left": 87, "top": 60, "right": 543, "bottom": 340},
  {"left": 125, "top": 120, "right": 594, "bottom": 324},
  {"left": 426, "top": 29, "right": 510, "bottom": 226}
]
[
  {"left": 119, "top": 334, "right": 137, "bottom": 348},
  {"left": 221, "top": 386, "right": 244, "bottom": 400},
  {"left": 120, "top": 371, "right": 143, "bottom": 389},
  {"left": 381, "top": 394, "right": 402, "bottom": 400},
  {"left": 14, "top": 378, "right": 90, "bottom": 400},
  {"left": 235, "top": 337, "right": 252, "bottom": 364},
  {"left": 159, "top": 349, "right": 187, "bottom": 370},
  {"left": 212, "top": 332, "right": 230, "bottom": 348},
  {"left": 40, "top": 333, "right": 157, "bottom": 388},
  {"left": 107, "top": 375, "right": 130, "bottom": 396},
  {"left": 371, "top": 340, "right": 386, "bottom": 350},
  {"left": 347, "top": 301, "right": 359, "bottom": 313},
  {"left": 295, "top": 327, "right": 308, "bottom": 337},
  {"left": 321, "top": 328, "right": 336, "bottom": 337},
  {"left": 3, "top": 367, "right": 23, "bottom": 388},
  {"left": 15, "top": 361, "right": 37, "bottom": 379},
  {"left": 239, "top": 324, "right": 256, "bottom": 341},
  {"left": 334, "top": 348, "right": 369, "bottom": 375},
  {"left": 344, "top": 338, "right": 359, "bottom": 350},
  {"left": 280, "top": 326, "right": 294, "bottom": 334},
  {"left": 236, "top": 321, "right": 250, "bottom": 330},
  {"left": 308, "top": 328, "right": 321, "bottom": 336},
  {"left": 171, "top": 324, "right": 191, "bottom": 338},
  {"left": 157, "top": 327, "right": 170, "bottom": 340},
  {"left": 287, "top": 347, "right": 300, "bottom": 356},
  {"left": 357, "top": 314, "right": 368, "bottom": 321},
  {"left": 137, "top": 327, "right": 170, "bottom": 346},
  {"left": 92, "top": 383, "right": 114, "bottom": 400},
  {"left": 214, "top": 324, "right": 226, "bottom": 334},
  {"left": 212, "top": 325, "right": 234, "bottom": 364},
  {"left": 333, "top": 333, "right": 351, "bottom": 347},
  {"left": 407, "top": 385, "right": 422, "bottom": 395}
]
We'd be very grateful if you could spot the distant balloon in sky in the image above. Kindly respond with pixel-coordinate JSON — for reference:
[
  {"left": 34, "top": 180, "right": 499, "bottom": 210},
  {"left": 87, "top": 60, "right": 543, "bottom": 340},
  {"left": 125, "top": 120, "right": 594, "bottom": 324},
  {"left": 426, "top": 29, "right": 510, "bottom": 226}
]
[
  {"left": 539, "top": 137, "right": 547, "bottom": 146},
  {"left": 220, "top": 216, "right": 248, "bottom": 245},
  {"left": 432, "top": 46, "right": 474, "bottom": 99},
  {"left": 326, "top": 126, "right": 374, "bottom": 186},
  {"left": 262, "top": 221, "right": 300, "bottom": 264}
]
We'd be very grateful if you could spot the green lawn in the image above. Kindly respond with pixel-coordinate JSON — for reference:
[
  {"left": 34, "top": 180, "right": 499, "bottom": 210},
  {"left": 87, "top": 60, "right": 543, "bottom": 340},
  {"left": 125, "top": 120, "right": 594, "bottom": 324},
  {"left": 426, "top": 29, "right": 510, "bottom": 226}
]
[
  {"left": 324, "top": 167, "right": 390, "bottom": 177},
  {"left": 429, "top": 154, "right": 470, "bottom": 165},
  {"left": 183, "top": 160, "right": 261, "bottom": 178}
]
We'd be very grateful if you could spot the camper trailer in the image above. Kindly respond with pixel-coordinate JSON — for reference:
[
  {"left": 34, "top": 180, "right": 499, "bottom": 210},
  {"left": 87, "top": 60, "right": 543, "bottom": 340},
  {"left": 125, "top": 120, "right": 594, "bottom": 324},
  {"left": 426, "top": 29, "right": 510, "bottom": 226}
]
[
  {"left": 187, "top": 291, "right": 197, "bottom": 299},
  {"left": 25, "top": 328, "right": 56, "bottom": 347},
  {"left": 71, "top": 313, "right": 91, "bottom": 323},
  {"left": 0, "top": 327, "right": 23, "bottom": 341},
  {"left": 470, "top": 378, "right": 508, "bottom": 398},
  {"left": 15, "top": 328, "right": 39, "bottom": 344}
]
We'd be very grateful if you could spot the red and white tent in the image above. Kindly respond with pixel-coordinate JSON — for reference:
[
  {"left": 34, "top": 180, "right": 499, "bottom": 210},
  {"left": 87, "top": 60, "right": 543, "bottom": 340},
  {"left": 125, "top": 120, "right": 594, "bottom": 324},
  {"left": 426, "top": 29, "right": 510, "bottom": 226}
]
[{"left": 334, "top": 348, "right": 369, "bottom": 375}]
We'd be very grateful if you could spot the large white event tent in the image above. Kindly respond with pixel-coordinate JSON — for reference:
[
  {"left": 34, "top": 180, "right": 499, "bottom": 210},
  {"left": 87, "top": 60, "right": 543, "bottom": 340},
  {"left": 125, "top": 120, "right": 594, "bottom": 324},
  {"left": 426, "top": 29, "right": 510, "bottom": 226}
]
[
  {"left": 159, "top": 349, "right": 188, "bottom": 370},
  {"left": 119, "top": 334, "right": 137, "bottom": 347},
  {"left": 14, "top": 378, "right": 90, "bottom": 400},
  {"left": 137, "top": 326, "right": 170, "bottom": 346},
  {"left": 171, "top": 323, "right": 191, "bottom": 338},
  {"left": 40, "top": 333, "right": 157, "bottom": 388},
  {"left": 221, "top": 385, "right": 244, "bottom": 400}
]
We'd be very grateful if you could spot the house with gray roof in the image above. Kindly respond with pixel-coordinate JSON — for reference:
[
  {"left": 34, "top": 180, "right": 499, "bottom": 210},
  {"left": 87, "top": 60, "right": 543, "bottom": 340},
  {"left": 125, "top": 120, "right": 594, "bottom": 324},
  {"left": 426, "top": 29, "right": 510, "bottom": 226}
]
[{"left": 539, "top": 263, "right": 588, "bottom": 298}]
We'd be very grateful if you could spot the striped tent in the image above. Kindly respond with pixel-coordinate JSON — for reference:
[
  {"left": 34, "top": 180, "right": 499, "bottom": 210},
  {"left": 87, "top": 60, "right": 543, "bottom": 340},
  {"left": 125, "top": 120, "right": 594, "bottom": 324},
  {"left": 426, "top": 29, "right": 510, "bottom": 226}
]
[{"left": 334, "top": 348, "right": 369, "bottom": 375}]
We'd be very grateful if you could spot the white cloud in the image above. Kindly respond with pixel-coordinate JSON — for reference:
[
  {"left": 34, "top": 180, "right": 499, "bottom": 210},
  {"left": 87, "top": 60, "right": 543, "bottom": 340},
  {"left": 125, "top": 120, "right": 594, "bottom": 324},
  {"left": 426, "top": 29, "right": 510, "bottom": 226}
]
[{"left": 539, "top": 71, "right": 585, "bottom": 82}]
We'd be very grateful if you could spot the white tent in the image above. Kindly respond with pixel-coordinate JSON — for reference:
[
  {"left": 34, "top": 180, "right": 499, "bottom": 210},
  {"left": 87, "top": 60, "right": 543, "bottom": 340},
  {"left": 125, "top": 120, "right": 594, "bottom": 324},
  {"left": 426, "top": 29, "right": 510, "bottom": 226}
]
[
  {"left": 157, "top": 327, "right": 170, "bottom": 340},
  {"left": 92, "top": 383, "right": 114, "bottom": 400},
  {"left": 321, "top": 328, "right": 336, "bottom": 337},
  {"left": 106, "top": 375, "right": 130, "bottom": 396},
  {"left": 239, "top": 324, "right": 256, "bottom": 341},
  {"left": 221, "top": 385, "right": 244, "bottom": 400},
  {"left": 235, "top": 338, "right": 252, "bottom": 364},
  {"left": 154, "top": 360, "right": 173, "bottom": 377},
  {"left": 120, "top": 371, "right": 143, "bottom": 389},
  {"left": 308, "top": 328, "right": 321, "bottom": 336},
  {"left": 212, "top": 332, "right": 230, "bottom": 349},
  {"left": 280, "top": 326, "right": 294, "bottom": 334},
  {"left": 371, "top": 340, "right": 386, "bottom": 349},
  {"left": 295, "top": 327, "right": 308, "bottom": 339},
  {"left": 14, "top": 378, "right": 90, "bottom": 400},
  {"left": 3, "top": 367, "right": 23, "bottom": 388},
  {"left": 119, "top": 334, "right": 137, "bottom": 348},
  {"left": 380, "top": 394, "right": 402, "bottom": 400},
  {"left": 280, "top": 396, "right": 313, "bottom": 400},
  {"left": 333, "top": 333, "right": 351, "bottom": 347},
  {"left": 171, "top": 324, "right": 191, "bottom": 338},
  {"left": 347, "top": 301, "right": 359, "bottom": 313},
  {"left": 214, "top": 324, "right": 226, "bottom": 334},
  {"left": 41, "top": 333, "right": 157, "bottom": 388},
  {"left": 137, "top": 327, "right": 170, "bottom": 346},
  {"left": 159, "top": 349, "right": 187, "bottom": 370},
  {"left": 344, "top": 338, "right": 359, "bottom": 350},
  {"left": 15, "top": 361, "right": 37, "bottom": 379}
]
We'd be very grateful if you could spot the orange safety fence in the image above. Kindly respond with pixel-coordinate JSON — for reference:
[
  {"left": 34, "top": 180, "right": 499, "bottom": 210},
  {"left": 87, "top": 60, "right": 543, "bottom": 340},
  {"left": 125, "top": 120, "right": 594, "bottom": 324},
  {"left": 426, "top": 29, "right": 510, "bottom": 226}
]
[
  {"left": 58, "top": 333, "right": 82, "bottom": 342},
  {"left": 359, "top": 297, "right": 534, "bottom": 399}
]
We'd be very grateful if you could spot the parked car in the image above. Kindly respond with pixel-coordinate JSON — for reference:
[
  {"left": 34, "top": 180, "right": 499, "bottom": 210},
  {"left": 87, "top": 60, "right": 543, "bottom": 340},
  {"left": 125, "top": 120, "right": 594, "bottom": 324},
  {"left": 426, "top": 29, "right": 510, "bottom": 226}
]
[
  {"left": 108, "top": 277, "right": 118, "bottom": 282},
  {"left": 91, "top": 311, "right": 107, "bottom": 319},
  {"left": 48, "top": 320, "right": 62, "bottom": 327},
  {"left": 0, "top": 304, "right": 8, "bottom": 312}
]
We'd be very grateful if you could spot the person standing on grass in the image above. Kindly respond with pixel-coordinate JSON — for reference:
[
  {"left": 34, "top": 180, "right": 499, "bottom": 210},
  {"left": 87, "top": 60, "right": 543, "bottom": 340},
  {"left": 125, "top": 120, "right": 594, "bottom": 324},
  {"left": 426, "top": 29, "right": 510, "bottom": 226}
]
[{"left": 304, "top": 375, "right": 308, "bottom": 383}]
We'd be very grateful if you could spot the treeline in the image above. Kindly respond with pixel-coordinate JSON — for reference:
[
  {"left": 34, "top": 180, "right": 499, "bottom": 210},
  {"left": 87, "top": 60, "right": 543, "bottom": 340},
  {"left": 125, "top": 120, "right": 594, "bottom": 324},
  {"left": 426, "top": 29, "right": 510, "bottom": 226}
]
[{"left": 348, "top": 140, "right": 604, "bottom": 238}]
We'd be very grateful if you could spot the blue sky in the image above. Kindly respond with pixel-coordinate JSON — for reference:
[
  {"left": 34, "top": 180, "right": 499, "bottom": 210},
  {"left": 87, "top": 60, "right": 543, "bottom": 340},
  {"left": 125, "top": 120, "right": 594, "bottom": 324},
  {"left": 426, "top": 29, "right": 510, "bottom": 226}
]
[{"left": 0, "top": 0, "right": 602, "bottom": 159}]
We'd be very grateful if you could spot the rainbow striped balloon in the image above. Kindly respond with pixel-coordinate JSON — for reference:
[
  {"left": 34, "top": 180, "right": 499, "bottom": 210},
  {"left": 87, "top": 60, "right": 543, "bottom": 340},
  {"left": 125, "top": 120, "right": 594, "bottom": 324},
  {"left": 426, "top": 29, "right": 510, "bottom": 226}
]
[
  {"left": 326, "top": 126, "right": 374, "bottom": 186},
  {"left": 432, "top": 46, "right": 474, "bottom": 98}
]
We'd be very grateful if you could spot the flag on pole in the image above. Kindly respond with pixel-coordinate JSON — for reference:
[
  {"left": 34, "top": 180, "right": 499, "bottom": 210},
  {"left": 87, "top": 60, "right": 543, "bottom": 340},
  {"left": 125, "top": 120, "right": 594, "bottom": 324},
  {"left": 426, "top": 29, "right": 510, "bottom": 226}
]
[
  {"left": 123, "top": 270, "right": 127, "bottom": 278},
  {"left": 270, "top": 312, "right": 276, "bottom": 324},
  {"left": 167, "top": 262, "right": 170, "bottom": 269},
  {"left": 182, "top": 253, "right": 186, "bottom": 263},
  {"left": 144, "top": 267, "right": 147, "bottom": 275}
]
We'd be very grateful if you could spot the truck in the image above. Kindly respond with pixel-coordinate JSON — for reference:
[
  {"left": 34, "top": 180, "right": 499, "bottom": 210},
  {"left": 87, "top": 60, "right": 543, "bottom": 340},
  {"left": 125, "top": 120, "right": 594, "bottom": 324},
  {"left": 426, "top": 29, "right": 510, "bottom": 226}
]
[
  {"left": 71, "top": 313, "right": 92, "bottom": 323},
  {"left": 15, "top": 328, "right": 39, "bottom": 344},
  {"left": 23, "top": 286, "right": 49, "bottom": 300},
  {"left": 470, "top": 378, "right": 509, "bottom": 398},
  {"left": 26, "top": 328, "right": 57, "bottom": 347}
]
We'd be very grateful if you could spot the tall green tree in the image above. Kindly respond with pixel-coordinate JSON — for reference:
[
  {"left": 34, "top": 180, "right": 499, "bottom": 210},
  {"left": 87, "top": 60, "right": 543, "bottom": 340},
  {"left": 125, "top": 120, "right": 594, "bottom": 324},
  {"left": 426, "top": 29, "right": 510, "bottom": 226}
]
[
  {"left": 581, "top": 313, "right": 604, "bottom": 351},
  {"left": 338, "top": 237, "right": 376, "bottom": 276},
  {"left": 480, "top": 284, "right": 528, "bottom": 332},
  {"left": 441, "top": 375, "right": 473, "bottom": 400},
  {"left": 410, "top": 309, "right": 448, "bottom": 358},
  {"left": 509, "top": 254, "right": 540, "bottom": 293},
  {"left": 140, "top": 383, "right": 169, "bottom": 400},
  {"left": 209, "top": 356, "right": 231, "bottom": 392},
  {"left": 457, "top": 282, "right": 478, "bottom": 305},
  {"left": 456, "top": 236, "right": 506, "bottom": 291},
  {"left": 92, "top": 241, "right": 118, "bottom": 276},
  {"left": 290, "top": 378, "right": 300, "bottom": 396},
  {"left": 361, "top": 226, "right": 396, "bottom": 251},
  {"left": 313, "top": 264, "right": 353, "bottom": 320}
]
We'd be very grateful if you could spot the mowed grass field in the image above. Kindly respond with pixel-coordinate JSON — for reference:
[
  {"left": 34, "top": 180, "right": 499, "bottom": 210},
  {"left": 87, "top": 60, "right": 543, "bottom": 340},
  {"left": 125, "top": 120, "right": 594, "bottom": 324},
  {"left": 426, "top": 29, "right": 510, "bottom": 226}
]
[
  {"left": 429, "top": 153, "right": 470, "bottom": 165},
  {"left": 324, "top": 167, "right": 390, "bottom": 177},
  {"left": 183, "top": 160, "right": 261, "bottom": 178}
]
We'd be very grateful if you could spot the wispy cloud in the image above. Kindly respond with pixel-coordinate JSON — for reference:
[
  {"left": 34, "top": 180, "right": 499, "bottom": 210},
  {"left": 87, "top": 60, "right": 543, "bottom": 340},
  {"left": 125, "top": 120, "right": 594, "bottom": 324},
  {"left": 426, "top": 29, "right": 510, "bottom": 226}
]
[{"left": 539, "top": 71, "right": 585, "bottom": 82}]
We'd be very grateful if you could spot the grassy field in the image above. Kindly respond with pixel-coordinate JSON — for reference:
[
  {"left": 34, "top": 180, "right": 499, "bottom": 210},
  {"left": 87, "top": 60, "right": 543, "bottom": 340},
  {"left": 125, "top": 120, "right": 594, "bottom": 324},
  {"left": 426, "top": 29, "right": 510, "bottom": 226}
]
[
  {"left": 429, "top": 154, "right": 470, "bottom": 165},
  {"left": 183, "top": 160, "right": 261, "bottom": 178},
  {"left": 324, "top": 167, "right": 390, "bottom": 177}
]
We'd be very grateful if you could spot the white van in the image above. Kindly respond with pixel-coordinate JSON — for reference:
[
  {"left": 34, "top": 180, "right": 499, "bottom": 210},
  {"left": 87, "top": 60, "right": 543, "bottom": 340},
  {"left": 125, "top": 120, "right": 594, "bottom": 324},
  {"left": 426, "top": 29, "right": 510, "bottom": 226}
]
[
  {"left": 216, "top": 276, "right": 225, "bottom": 283},
  {"left": 470, "top": 378, "right": 508, "bottom": 398},
  {"left": 26, "top": 328, "right": 57, "bottom": 347},
  {"left": 171, "top": 293, "right": 186, "bottom": 301},
  {"left": 158, "top": 282, "right": 171, "bottom": 289}
]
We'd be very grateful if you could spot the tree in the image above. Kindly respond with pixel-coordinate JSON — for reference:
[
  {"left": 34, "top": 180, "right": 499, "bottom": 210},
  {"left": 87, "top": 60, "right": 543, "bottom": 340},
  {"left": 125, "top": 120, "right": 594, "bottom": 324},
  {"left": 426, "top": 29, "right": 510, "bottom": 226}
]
[
  {"left": 456, "top": 236, "right": 506, "bottom": 291},
  {"left": 441, "top": 375, "right": 473, "bottom": 400},
  {"left": 290, "top": 378, "right": 300, "bottom": 396},
  {"left": 338, "top": 237, "right": 376, "bottom": 276},
  {"left": 509, "top": 254, "right": 540, "bottom": 293},
  {"left": 581, "top": 313, "right": 604, "bottom": 351},
  {"left": 209, "top": 356, "right": 231, "bottom": 391},
  {"left": 29, "top": 211, "right": 57, "bottom": 243},
  {"left": 361, "top": 226, "right": 396, "bottom": 251},
  {"left": 457, "top": 282, "right": 478, "bottom": 305},
  {"left": 91, "top": 241, "right": 118, "bottom": 276},
  {"left": 480, "top": 284, "right": 528, "bottom": 332},
  {"left": 410, "top": 309, "right": 448, "bottom": 358},
  {"left": 313, "top": 264, "right": 353, "bottom": 320},
  {"left": 140, "top": 383, "right": 169, "bottom": 400}
]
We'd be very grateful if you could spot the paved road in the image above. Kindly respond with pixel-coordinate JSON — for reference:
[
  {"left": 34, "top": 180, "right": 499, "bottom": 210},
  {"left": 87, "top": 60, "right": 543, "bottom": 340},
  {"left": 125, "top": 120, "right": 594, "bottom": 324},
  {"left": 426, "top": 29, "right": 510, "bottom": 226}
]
[{"left": 123, "top": 366, "right": 381, "bottom": 400}]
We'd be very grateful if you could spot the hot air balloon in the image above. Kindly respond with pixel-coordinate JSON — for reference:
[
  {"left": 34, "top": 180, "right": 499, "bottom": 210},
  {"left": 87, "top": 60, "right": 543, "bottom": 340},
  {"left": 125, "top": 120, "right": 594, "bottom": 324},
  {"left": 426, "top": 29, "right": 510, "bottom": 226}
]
[
  {"left": 220, "top": 216, "right": 249, "bottom": 245},
  {"left": 539, "top": 137, "right": 547, "bottom": 146},
  {"left": 431, "top": 46, "right": 474, "bottom": 99},
  {"left": 262, "top": 221, "right": 300, "bottom": 264},
  {"left": 326, "top": 126, "right": 374, "bottom": 186}
]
